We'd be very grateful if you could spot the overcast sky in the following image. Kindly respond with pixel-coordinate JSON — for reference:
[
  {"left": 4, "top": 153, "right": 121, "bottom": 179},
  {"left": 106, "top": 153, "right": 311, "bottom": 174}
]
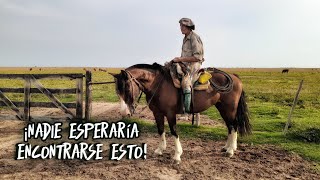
[{"left": 0, "top": 0, "right": 319, "bottom": 68}]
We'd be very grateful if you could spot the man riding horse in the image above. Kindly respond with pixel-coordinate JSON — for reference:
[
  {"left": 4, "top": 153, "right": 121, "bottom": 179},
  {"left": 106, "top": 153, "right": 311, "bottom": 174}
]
[
  {"left": 172, "top": 18, "right": 204, "bottom": 119},
  {"left": 110, "top": 18, "right": 251, "bottom": 164}
]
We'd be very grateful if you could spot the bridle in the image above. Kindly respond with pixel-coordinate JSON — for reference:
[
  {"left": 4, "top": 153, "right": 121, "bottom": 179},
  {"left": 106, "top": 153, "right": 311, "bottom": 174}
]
[
  {"left": 125, "top": 70, "right": 145, "bottom": 91},
  {"left": 121, "top": 70, "right": 142, "bottom": 113},
  {"left": 123, "top": 70, "right": 164, "bottom": 114}
]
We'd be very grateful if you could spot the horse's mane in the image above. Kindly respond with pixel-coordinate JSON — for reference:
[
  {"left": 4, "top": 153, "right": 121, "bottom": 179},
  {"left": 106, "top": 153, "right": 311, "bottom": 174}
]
[
  {"left": 126, "top": 63, "right": 170, "bottom": 79},
  {"left": 127, "top": 62, "right": 163, "bottom": 71}
]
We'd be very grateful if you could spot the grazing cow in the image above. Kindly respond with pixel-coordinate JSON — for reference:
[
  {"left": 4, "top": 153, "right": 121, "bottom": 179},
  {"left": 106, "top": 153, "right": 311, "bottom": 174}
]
[
  {"left": 99, "top": 68, "right": 107, "bottom": 72},
  {"left": 29, "top": 68, "right": 32, "bottom": 71},
  {"left": 282, "top": 69, "right": 289, "bottom": 73}
]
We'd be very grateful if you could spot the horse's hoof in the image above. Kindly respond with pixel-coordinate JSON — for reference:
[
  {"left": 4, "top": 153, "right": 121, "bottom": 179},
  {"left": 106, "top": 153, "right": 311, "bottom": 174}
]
[
  {"left": 173, "top": 155, "right": 181, "bottom": 164},
  {"left": 225, "top": 151, "right": 234, "bottom": 157},
  {"left": 154, "top": 148, "right": 163, "bottom": 155},
  {"left": 177, "top": 115, "right": 189, "bottom": 120},
  {"left": 174, "top": 159, "right": 181, "bottom": 164},
  {"left": 221, "top": 147, "right": 227, "bottom": 152}
]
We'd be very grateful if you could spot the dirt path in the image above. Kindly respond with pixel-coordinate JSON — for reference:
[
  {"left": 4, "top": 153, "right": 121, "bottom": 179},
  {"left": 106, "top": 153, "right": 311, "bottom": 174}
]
[{"left": 0, "top": 103, "right": 318, "bottom": 179}]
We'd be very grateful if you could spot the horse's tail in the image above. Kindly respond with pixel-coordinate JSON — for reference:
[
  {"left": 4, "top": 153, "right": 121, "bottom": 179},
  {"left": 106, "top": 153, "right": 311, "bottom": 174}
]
[{"left": 236, "top": 90, "right": 252, "bottom": 136}]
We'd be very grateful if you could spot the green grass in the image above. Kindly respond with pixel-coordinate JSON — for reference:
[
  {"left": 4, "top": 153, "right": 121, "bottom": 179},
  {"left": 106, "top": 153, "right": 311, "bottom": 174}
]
[
  {"left": 121, "top": 117, "right": 227, "bottom": 141},
  {"left": 1, "top": 67, "right": 320, "bottom": 167},
  {"left": 201, "top": 70, "right": 320, "bottom": 164}
]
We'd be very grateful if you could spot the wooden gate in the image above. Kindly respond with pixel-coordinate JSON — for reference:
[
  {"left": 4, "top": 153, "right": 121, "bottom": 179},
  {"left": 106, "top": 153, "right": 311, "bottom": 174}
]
[{"left": 0, "top": 73, "right": 85, "bottom": 121}]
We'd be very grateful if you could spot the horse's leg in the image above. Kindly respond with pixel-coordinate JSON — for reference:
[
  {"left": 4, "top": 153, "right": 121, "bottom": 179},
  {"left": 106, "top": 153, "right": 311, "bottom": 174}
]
[
  {"left": 195, "top": 113, "right": 200, "bottom": 126},
  {"left": 225, "top": 125, "right": 237, "bottom": 157},
  {"left": 154, "top": 112, "right": 166, "bottom": 155},
  {"left": 167, "top": 113, "right": 183, "bottom": 163},
  {"left": 215, "top": 102, "right": 238, "bottom": 157},
  {"left": 220, "top": 124, "right": 237, "bottom": 154}
]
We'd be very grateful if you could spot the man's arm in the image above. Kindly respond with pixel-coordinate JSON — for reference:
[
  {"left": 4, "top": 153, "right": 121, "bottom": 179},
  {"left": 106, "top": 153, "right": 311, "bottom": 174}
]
[
  {"left": 172, "top": 56, "right": 200, "bottom": 63},
  {"left": 173, "top": 34, "right": 203, "bottom": 63}
]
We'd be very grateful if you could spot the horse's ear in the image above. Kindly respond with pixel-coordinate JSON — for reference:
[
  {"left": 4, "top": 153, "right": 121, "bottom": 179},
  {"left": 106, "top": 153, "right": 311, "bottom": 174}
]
[
  {"left": 108, "top": 72, "right": 118, "bottom": 78},
  {"left": 120, "top": 70, "right": 128, "bottom": 79}
]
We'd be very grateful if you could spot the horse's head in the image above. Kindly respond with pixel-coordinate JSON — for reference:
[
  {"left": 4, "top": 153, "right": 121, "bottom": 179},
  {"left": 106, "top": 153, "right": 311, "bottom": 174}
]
[{"left": 110, "top": 70, "right": 141, "bottom": 117}]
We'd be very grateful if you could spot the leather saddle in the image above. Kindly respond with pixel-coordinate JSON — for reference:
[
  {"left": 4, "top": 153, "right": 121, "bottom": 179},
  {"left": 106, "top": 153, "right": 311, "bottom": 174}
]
[{"left": 167, "top": 62, "right": 211, "bottom": 91}]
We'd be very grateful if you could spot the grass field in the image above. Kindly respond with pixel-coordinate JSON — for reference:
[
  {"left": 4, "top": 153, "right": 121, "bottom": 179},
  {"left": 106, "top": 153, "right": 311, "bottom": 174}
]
[
  {"left": 202, "top": 69, "right": 320, "bottom": 166},
  {"left": 0, "top": 67, "right": 319, "bottom": 168}
]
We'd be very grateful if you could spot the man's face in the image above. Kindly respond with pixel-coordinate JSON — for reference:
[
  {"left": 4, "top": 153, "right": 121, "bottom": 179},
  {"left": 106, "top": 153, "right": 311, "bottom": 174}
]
[{"left": 180, "top": 24, "right": 190, "bottom": 35}]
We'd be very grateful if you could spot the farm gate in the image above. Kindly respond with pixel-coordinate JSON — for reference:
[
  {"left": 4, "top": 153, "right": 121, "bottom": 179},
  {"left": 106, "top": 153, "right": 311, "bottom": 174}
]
[{"left": 0, "top": 72, "right": 94, "bottom": 121}]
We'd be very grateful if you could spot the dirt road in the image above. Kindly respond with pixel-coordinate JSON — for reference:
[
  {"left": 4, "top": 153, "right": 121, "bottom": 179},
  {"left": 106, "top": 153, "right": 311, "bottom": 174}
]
[{"left": 0, "top": 103, "right": 318, "bottom": 179}]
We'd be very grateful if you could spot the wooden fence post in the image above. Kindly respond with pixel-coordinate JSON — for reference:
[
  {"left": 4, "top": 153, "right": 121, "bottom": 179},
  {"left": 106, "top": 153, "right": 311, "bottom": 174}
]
[
  {"left": 76, "top": 77, "right": 83, "bottom": 120},
  {"left": 24, "top": 77, "right": 31, "bottom": 121},
  {"left": 85, "top": 71, "right": 92, "bottom": 121},
  {"left": 284, "top": 80, "right": 304, "bottom": 134}
]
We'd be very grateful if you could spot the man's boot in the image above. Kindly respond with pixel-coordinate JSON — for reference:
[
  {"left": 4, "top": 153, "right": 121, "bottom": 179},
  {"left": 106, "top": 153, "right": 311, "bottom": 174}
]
[
  {"left": 181, "top": 73, "right": 192, "bottom": 114},
  {"left": 183, "top": 87, "right": 191, "bottom": 113}
]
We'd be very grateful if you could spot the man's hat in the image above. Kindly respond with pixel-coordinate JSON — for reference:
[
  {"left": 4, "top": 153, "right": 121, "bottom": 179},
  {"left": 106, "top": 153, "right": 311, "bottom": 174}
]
[{"left": 179, "top": 18, "right": 195, "bottom": 30}]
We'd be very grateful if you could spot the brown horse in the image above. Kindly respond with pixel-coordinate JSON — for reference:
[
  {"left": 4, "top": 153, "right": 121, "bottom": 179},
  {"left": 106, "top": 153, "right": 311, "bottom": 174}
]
[{"left": 110, "top": 63, "right": 251, "bottom": 163}]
